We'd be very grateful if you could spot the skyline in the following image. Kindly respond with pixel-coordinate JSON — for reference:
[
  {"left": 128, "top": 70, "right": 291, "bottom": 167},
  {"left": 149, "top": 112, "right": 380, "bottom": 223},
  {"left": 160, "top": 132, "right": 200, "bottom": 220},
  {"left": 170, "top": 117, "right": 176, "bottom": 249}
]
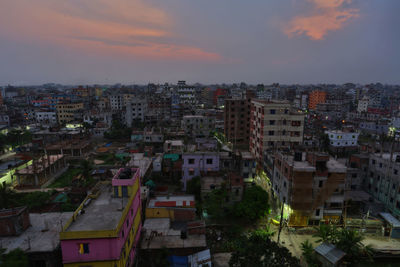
[{"left": 1, "top": 0, "right": 399, "bottom": 85}]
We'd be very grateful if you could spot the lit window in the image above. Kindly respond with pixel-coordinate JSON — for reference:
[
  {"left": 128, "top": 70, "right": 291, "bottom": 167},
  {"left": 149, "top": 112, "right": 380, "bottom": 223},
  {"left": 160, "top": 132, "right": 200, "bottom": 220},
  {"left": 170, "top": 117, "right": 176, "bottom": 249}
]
[{"left": 79, "top": 243, "right": 89, "bottom": 254}]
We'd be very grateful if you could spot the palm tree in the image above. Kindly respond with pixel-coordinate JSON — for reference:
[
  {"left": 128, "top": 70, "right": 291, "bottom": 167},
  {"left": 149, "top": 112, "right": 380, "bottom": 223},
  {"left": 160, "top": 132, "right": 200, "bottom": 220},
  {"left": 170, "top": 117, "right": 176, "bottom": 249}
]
[
  {"left": 313, "top": 224, "right": 338, "bottom": 244},
  {"left": 336, "top": 228, "right": 368, "bottom": 262},
  {"left": 300, "top": 240, "right": 319, "bottom": 267}
]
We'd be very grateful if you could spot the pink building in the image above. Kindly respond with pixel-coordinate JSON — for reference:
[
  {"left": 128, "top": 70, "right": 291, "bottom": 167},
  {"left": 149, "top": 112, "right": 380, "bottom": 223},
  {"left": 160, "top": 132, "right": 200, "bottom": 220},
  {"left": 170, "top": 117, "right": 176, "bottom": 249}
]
[{"left": 60, "top": 168, "right": 141, "bottom": 267}]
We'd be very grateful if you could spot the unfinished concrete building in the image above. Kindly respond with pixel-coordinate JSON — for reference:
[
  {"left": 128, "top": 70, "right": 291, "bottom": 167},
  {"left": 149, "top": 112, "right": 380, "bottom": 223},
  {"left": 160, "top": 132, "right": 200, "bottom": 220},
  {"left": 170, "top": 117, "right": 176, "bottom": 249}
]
[
  {"left": 15, "top": 154, "right": 67, "bottom": 187},
  {"left": 44, "top": 139, "right": 91, "bottom": 157},
  {"left": 272, "top": 151, "right": 347, "bottom": 226}
]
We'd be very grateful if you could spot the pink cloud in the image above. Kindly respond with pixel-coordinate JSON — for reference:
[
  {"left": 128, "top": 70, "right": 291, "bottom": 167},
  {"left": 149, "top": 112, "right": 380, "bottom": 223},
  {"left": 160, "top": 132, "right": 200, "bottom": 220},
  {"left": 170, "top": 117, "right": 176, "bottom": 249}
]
[
  {"left": 0, "top": 0, "right": 221, "bottom": 61},
  {"left": 284, "top": 0, "right": 359, "bottom": 40}
]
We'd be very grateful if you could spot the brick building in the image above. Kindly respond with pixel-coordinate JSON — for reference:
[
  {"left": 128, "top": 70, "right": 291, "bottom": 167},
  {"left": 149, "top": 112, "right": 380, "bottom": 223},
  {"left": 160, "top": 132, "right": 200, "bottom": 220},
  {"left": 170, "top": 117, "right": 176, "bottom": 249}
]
[
  {"left": 250, "top": 100, "right": 305, "bottom": 162},
  {"left": 224, "top": 98, "right": 252, "bottom": 148},
  {"left": 308, "top": 90, "right": 327, "bottom": 110}
]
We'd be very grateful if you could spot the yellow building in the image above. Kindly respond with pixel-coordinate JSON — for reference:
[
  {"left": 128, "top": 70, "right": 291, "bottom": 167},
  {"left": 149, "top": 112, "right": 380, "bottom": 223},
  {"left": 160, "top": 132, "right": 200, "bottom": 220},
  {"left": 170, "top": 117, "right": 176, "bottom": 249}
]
[{"left": 56, "top": 103, "right": 84, "bottom": 124}]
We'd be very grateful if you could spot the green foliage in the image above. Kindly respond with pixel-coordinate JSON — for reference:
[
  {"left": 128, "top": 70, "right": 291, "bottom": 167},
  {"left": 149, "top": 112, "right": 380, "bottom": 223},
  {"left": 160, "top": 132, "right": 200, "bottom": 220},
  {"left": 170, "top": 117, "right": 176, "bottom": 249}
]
[
  {"left": 104, "top": 120, "right": 132, "bottom": 140},
  {"left": 80, "top": 159, "right": 92, "bottom": 180},
  {"left": 0, "top": 248, "right": 29, "bottom": 267},
  {"left": 0, "top": 129, "right": 32, "bottom": 150},
  {"left": 203, "top": 186, "right": 230, "bottom": 219},
  {"left": 301, "top": 240, "right": 320, "bottom": 267},
  {"left": 22, "top": 191, "right": 52, "bottom": 209},
  {"left": 313, "top": 224, "right": 338, "bottom": 244},
  {"left": 232, "top": 185, "right": 270, "bottom": 222},
  {"left": 0, "top": 183, "right": 15, "bottom": 209},
  {"left": 229, "top": 231, "right": 300, "bottom": 267},
  {"left": 186, "top": 176, "right": 201, "bottom": 200},
  {"left": 48, "top": 168, "right": 82, "bottom": 188},
  {"left": 314, "top": 225, "right": 373, "bottom": 264}
]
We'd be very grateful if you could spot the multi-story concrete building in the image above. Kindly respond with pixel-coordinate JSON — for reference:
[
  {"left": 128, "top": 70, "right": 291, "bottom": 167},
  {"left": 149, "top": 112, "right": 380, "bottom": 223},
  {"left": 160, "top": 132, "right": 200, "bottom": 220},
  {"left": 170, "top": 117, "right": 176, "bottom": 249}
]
[
  {"left": 125, "top": 97, "right": 147, "bottom": 125},
  {"left": 367, "top": 153, "right": 400, "bottom": 219},
  {"left": 250, "top": 100, "right": 305, "bottom": 161},
  {"left": 272, "top": 151, "right": 347, "bottom": 226},
  {"left": 308, "top": 90, "right": 327, "bottom": 110},
  {"left": 326, "top": 130, "right": 359, "bottom": 153},
  {"left": 181, "top": 152, "right": 220, "bottom": 190},
  {"left": 35, "top": 111, "right": 57, "bottom": 125},
  {"left": 110, "top": 94, "right": 124, "bottom": 110},
  {"left": 224, "top": 98, "right": 251, "bottom": 148},
  {"left": 60, "top": 168, "right": 142, "bottom": 267},
  {"left": 177, "top": 81, "right": 196, "bottom": 105},
  {"left": 357, "top": 96, "right": 369, "bottom": 113},
  {"left": 56, "top": 102, "right": 84, "bottom": 124},
  {"left": 181, "top": 115, "right": 215, "bottom": 137}
]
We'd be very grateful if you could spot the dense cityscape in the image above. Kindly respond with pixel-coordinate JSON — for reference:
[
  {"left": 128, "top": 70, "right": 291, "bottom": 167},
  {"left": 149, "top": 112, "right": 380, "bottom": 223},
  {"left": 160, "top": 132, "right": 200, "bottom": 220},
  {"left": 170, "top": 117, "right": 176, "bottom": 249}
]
[{"left": 0, "top": 81, "right": 399, "bottom": 266}]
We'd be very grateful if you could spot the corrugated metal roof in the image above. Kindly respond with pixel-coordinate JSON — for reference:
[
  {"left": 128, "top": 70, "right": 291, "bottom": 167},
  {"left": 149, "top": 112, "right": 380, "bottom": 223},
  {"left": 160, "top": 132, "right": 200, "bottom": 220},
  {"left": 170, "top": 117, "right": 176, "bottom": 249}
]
[
  {"left": 314, "top": 243, "right": 345, "bottom": 264},
  {"left": 380, "top": 212, "right": 400, "bottom": 228}
]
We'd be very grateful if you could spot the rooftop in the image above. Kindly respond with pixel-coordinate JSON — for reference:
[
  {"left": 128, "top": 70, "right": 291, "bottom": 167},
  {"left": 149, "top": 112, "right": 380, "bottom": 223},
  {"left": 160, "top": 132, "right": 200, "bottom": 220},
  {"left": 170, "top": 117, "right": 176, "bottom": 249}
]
[
  {"left": 65, "top": 183, "right": 129, "bottom": 232},
  {"left": 0, "top": 212, "right": 73, "bottom": 253},
  {"left": 148, "top": 195, "right": 195, "bottom": 208},
  {"left": 141, "top": 218, "right": 206, "bottom": 250}
]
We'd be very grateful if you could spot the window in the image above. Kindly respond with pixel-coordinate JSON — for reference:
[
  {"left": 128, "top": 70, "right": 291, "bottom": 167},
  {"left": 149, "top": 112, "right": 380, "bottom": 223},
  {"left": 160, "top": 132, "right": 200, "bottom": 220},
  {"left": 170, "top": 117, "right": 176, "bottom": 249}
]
[
  {"left": 79, "top": 243, "right": 90, "bottom": 254},
  {"left": 270, "top": 109, "right": 276, "bottom": 114},
  {"left": 284, "top": 182, "right": 287, "bottom": 188},
  {"left": 395, "top": 169, "right": 398, "bottom": 175},
  {"left": 188, "top": 158, "right": 195, "bottom": 164},
  {"left": 268, "top": 131, "right": 274, "bottom": 136},
  {"left": 315, "top": 209, "right": 320, "bottom": 216},
  {"left": 318, "top": 181, "right": 323, "bottom": 188},
  {"left": 122, "top": 186, "right": 128, "bottom": 197},
  {"left": 206, "top": 158, "right": 213, "bottom": 164},
  {"left": 269, "top": 120, "right": 275, "bottom": 125}
]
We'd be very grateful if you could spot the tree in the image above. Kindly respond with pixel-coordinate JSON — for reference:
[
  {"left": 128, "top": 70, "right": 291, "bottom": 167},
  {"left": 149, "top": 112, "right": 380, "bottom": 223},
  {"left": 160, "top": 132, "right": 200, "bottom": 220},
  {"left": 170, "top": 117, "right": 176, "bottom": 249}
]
[
  {"left": 0, "top": 248, "right": 29, "bottom": 267},
  {"left": 336, "top": 228, "right": 373, "bottom": 263},
  {"left": 229, "top": 231, "right": 300, "bottom": 267},
  {"left": 80, "top": 159, "right": 92, "bottom": 180},
  {"left": 300, "top": 240, "right": 320, "bottom": 267},
  {"left": 232, "top": 185, "right": 269, "bottom": 222},
  {"left": 0, "top": 183, "right": 15, "bottom": 209},
  {"left": 186, "top": 176, "right": 201, "bottom": 201},
  {"left": 314, "top": 226, "right": 373, "bottom": 264},
  {"left": 203, "top": 186, "right": 229, "bottom": 219},
  {"left": 313, "top": 224, "right": 338, "bottom": 244}
]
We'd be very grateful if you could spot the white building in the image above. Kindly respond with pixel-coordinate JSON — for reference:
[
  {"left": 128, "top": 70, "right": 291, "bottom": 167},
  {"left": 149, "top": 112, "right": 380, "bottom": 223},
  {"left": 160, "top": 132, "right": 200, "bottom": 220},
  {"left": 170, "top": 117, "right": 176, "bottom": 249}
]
[
  {"left": 125, "top": 97, "right": 147, "bottom": 125},
  {"left": 35, "top": 111, "right": 57, "bottom": 125},
  {"left": 357, "top": 96, "right": 369, "bottom": 113},
  {"left": 110, "top": 95, "right": 124, "bottom": 110},
  {"left": 326, "top": 130, "right": 359, "bottom": 148}
]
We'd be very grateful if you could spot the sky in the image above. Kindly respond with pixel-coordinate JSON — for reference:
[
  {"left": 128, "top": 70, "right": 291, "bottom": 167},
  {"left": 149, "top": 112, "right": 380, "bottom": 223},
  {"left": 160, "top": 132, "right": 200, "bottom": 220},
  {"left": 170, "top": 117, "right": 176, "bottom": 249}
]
[{"left": 0, "top": 0, "right": 399, "bottom": 85}]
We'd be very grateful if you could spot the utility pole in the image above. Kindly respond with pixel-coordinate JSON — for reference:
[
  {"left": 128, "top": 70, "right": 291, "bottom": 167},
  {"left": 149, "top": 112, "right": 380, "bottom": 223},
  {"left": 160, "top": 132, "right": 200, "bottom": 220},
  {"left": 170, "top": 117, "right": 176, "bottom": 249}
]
[{"left": 277, "top": 201, "right": 284, "bottom": 244}]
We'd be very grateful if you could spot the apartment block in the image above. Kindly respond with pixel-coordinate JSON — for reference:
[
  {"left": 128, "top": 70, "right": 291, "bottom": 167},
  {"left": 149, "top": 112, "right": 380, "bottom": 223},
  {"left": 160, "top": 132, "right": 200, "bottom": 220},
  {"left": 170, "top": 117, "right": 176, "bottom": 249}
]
[
  {"left": 56, "top": 102, "right": 84, "bottom": 124},
  {"left": 182, "top": 115, "right": 215, "bottom": 137},
  {"left": 272, "top": 151, "right": 347, "bottom": 226},
  {"left": 181, "top": 152, "right": 220, "bottom": 190},
  {"left": 60, "top": 168, "right": 142, "bottom": 267},
  {"left": 224, "top": 98, "right": 251, "bottom": 148},
  {"left": 367, "top": 153, "right": 400, "bottom": 219},
  {"left": 308, "top": 90, "right": 327, "bottom": 110},
  {"left": 250, "top": 100, "right": 305, "bottom": 161}
]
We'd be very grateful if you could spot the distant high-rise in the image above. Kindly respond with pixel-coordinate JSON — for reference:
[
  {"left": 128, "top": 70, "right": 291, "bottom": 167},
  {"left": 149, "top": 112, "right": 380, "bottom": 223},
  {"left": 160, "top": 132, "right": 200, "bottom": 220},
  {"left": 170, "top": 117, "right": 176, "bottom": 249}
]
[{"left": 308, "top": 90, "right": 327, "bottom": 110}]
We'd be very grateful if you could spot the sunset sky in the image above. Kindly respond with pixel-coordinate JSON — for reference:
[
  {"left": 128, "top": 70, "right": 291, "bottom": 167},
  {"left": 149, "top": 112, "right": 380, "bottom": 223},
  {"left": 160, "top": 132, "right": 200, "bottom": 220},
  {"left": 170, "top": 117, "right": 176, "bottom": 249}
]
[{"left": 0, "top": 0, "right": 399, "bottom": 85}]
